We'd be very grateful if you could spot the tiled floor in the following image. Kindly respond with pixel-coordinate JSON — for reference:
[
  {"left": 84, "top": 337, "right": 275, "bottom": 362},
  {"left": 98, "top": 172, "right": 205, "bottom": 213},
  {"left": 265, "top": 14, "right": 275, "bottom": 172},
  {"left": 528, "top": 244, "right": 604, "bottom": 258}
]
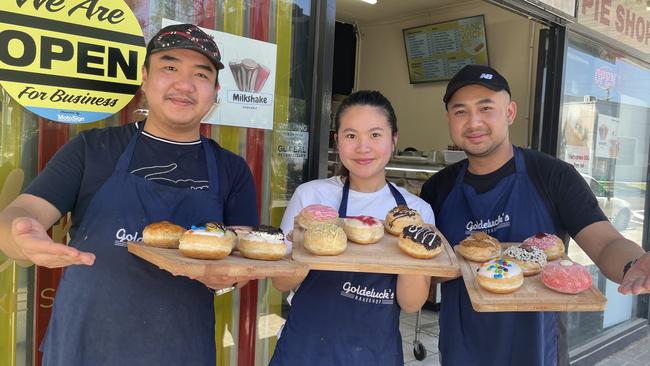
[
  {"left": 400, "top": 309, "right": 440, "bottom": 365},
  {"left": 400, "top": 308, "right": 650, "bottom": 366}
]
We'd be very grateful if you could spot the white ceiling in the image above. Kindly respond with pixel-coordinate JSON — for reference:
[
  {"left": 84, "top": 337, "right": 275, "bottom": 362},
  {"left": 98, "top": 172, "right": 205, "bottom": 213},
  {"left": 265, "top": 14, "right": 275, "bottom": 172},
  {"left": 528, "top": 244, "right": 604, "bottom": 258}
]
[{"left": 336, "top": 0, "right": 462, "bottom": 24}]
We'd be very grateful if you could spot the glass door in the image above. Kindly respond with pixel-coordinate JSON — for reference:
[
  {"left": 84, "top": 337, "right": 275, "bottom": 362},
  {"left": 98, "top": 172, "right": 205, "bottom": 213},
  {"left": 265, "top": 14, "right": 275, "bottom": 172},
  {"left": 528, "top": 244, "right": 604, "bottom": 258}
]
[{"left": 558, "top": 33, "right": 649, "bottom": 348}]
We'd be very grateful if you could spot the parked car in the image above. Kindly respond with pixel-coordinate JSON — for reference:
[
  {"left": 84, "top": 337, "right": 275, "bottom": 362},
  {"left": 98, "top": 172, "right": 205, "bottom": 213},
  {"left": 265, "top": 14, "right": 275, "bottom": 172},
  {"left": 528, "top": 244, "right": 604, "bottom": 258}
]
[{"left": 581, "top": 174, "right": 632, "bottom": 230}]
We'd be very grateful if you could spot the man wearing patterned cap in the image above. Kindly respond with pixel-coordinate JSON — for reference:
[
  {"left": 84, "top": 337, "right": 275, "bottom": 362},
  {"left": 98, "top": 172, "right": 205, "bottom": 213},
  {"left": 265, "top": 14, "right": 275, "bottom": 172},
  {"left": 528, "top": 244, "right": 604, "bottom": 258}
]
[{"left": 0, "top": 23, "right": 258, "bottom": 365}]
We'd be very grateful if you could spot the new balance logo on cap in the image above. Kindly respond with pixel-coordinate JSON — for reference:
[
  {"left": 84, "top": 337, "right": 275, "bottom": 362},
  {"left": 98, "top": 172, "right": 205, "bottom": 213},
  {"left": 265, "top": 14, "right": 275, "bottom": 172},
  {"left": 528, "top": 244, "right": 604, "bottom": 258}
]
[{"left": 443, "top": 64, "right": 511, "bottom": 107}]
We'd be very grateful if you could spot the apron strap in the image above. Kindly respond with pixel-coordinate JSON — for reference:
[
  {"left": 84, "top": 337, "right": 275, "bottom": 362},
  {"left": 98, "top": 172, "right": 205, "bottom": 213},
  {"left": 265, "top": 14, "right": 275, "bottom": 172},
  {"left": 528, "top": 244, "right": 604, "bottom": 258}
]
[
  {"left": 114, "top": 128, "right": 141, "bottom": 174},
  {"left": 338, "top": 178, "right": 408, "bottom": 217},
  {"left": 200, "top": 135, "right": 220, "bottom": 196},
  {"left": 386, "top": 181, "right": 407, "bottom": 206}
]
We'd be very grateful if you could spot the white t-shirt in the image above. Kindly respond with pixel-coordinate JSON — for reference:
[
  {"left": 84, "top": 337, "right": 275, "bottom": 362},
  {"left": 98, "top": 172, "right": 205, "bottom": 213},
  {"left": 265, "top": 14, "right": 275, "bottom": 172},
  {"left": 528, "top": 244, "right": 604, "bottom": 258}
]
[{"left": 281, "top": 176, "right": 435, "bottom": 252}]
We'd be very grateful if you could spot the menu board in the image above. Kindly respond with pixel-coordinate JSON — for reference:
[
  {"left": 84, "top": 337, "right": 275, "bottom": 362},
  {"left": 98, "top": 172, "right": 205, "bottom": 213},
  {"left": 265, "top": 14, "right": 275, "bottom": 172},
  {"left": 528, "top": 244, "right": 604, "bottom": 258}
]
[{"left": 403, "top": 15, "right": 488, "bottom": 83}]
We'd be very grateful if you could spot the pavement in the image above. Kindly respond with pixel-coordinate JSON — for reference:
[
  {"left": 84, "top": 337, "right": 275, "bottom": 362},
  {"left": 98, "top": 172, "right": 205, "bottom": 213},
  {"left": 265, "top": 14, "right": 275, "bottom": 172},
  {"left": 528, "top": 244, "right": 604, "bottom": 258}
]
[{"left": 594, "top": 333, "right": 650, "bottom": 366}]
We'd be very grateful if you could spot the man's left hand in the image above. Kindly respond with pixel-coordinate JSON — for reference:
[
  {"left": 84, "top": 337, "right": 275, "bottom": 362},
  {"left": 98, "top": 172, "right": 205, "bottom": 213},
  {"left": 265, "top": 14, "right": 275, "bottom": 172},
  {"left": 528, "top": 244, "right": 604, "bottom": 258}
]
[{"left": 618, "top": 252, "right": 650, "bottom": 295}]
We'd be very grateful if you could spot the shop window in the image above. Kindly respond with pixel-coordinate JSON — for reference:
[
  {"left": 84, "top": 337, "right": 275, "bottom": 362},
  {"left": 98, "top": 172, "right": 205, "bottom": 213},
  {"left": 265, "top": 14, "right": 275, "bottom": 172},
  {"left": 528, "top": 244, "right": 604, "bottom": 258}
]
[{"left": 559, "top": 34, "right": 650, "bottom": 349}]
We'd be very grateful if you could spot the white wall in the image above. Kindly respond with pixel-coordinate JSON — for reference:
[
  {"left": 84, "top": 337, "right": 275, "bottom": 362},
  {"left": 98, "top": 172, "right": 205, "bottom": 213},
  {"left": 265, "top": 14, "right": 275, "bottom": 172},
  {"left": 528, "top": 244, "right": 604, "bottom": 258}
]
[{"left": 352, "top": 1, "right": 540, "bottom": 153}]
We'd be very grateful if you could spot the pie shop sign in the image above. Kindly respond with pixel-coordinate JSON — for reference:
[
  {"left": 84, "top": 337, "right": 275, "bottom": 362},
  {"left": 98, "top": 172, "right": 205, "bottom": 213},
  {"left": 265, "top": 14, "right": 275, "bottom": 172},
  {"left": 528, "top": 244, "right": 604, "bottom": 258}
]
[{"left": 0, "top": 0, "right": 145, "bottom": 123}]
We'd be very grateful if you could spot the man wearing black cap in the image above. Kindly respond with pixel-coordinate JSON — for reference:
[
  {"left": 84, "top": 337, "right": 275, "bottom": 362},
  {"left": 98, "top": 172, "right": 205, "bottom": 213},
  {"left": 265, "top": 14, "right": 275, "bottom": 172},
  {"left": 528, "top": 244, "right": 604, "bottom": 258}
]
[
  {"left": 0, "top": 24, "right": 258, "bottom": 365},
  {"left": 420, "top": 64, "right": 650, "bottom": 366}
]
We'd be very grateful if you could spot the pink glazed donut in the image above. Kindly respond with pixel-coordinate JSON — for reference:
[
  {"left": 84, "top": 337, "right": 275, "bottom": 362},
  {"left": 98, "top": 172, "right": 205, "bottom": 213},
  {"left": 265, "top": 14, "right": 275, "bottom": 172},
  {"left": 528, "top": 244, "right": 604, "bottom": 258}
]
[
  {"left": 297, "top": 204, "right": 339, "bottom": 230},
  {"left": 541, "top": 260, "right": 592, "bottom": 294},
  {"left": 522, "top": 232, "right": 565, "bottom": 260}
]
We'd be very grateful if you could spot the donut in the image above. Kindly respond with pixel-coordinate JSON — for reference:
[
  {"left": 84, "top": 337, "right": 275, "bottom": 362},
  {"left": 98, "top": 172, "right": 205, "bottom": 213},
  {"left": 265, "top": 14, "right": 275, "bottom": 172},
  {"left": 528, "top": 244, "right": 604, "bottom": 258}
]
[
  {"left": 178, "top": 222, "right": 237, "bottom": 259},
  {"left": 342, "top": 215, "right": 384, "bottom": 244},
  {"left": 384, "top": 205, "right": 423, "bottom": 236},
  {"left": 142, "top": 221, "right": 186, "bottom": 248},
  {"left": 237, "top": 225, "right": 287, "bottom": 261},
  {"left": 303, "top": 223, "right": 347, "bottom": 256},
  {"left": 541, "top": 259, "right": 592, "bottom": 294},
  {"left": 297, "top": 204, "right": 339, "bottom": 229},
  {"left": 398, "top": 225, "right": 444, "bottom": 259},
  {"left": 502, "top": 245, "right": 547, "bottom": 276},
  {"left": 457, "top": 232, "right": 501, "bottom": 262},
  {"left": 522, "top": 232, "right": 565, "bottom": 261},
  {"left": 476, "top": 258, "right": 524, "bottom": 294}
]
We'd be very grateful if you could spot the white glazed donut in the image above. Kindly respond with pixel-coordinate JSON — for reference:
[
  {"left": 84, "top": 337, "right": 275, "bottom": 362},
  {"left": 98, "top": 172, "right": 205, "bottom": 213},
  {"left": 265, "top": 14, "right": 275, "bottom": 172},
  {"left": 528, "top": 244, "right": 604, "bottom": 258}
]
[
  {"left": 342, "top": 215, "right": 384, "bottom": 244},
  {"left": 476, "top": 258, "right": 524, "bottom": 294},
  {"left": 179, "top": 223, "right": 237, "bottom": 259},
  {"left": 237, "top": 225, "right": 287, "bottom": 261}
]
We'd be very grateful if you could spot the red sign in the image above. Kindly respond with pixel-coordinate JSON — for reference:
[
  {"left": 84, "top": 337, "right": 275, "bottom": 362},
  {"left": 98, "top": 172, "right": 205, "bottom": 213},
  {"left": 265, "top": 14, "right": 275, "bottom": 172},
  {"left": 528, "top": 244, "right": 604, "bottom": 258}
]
[{"left": 594, "top": 66, "right": 616, "bottom": 89}]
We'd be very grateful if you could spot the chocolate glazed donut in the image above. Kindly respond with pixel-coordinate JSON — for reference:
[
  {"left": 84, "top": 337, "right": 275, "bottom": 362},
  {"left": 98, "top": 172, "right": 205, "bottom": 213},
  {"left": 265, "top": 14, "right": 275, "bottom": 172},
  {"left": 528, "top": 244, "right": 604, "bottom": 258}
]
[{"left": 398, "top": 225, "right": 443, "bottom": 259}]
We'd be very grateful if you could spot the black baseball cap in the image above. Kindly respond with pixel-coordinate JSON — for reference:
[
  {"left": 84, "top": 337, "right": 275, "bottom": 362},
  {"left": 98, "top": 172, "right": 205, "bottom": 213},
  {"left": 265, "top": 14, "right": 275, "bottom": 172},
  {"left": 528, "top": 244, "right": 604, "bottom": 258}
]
[
  {"left": 443, "top": 65, "right": 510, "bottom": 108},
  {"left": 146, "top": 23, "right": 225, "bottom": 71}
]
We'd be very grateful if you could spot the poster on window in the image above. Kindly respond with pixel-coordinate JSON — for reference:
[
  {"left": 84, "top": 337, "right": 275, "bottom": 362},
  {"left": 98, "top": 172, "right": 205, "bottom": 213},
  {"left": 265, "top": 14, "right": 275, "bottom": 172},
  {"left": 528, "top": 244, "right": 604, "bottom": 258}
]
[
  {"left": 561, "top": 102, "right": 596, "bottom": 174},
  {"left": 162, "top": 19, "right": 277, "bottom": 130},
  {"left": 595, "top": 114, "right": 619, "bottom": 159}
]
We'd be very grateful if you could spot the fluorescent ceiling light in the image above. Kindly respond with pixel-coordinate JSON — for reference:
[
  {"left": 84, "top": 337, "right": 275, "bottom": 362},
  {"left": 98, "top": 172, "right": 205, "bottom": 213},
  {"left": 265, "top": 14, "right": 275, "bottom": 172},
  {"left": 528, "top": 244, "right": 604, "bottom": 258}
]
[{"left": 360, "top": 0, "right": 377, "bottom": 4}]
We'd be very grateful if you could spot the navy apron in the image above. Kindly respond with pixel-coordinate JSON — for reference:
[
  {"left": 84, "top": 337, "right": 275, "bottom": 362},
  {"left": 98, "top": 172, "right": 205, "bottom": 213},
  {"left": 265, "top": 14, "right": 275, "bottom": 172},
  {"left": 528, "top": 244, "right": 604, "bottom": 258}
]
[
  {"left": 41, "top": 130, "right": 222, "bottom": 366},
  {"left": 269, "top": 180, "right": 407, "bottom": 366},
  {"left": 437, "top": 146, "right": 559, "bottom": 366}
]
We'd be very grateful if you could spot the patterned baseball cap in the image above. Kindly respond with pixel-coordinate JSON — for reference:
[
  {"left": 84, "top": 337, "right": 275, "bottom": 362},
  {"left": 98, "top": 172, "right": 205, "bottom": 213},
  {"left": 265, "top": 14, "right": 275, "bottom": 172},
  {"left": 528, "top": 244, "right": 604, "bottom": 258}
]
[
  {"left": 443, "top": 64, "right": 510, "bottom": 108},
  {"left": 147, "top": 23, "right": 225, "bottom": 71}
]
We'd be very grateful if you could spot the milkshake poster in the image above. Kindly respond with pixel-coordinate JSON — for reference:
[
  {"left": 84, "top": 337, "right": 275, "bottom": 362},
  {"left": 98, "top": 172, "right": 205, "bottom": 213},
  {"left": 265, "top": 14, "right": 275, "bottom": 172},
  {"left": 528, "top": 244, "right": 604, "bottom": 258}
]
[
  {"left": 163, "top": 19, "right": 277, "bottom": 130},
  {"left": 595, "top": 114, "right": 619, "bottom": 159}
]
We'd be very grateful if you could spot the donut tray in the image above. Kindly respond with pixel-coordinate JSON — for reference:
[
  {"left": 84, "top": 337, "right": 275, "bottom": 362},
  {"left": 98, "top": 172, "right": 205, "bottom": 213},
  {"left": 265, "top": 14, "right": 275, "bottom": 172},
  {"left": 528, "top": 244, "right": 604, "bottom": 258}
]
[
  {"left": 455, "top": 244, "right": 607, "bottom": 312},
  {"left": 128, "top": 242, "right": 309, "bottom": 277},
  {"left": 291, "top": 223, "right": 460, "bottom": 277}
]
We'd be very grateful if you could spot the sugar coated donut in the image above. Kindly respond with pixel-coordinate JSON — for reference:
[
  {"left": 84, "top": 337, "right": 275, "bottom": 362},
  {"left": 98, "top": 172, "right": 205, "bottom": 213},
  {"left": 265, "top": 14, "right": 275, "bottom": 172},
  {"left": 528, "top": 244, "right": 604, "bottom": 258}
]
[
  {"left": 237, "top": 225, "right": 287, "bottom": 261},
  {"left": 179, "top": 222, "right": 237, "bottom": 260},
  {"left": 541, "top": 260, "right": 592, "bottom": 294},
  {"left": 342, "top": 215, "right": 384, "bottom": 244},
  {"left": 303, "top": 223, "right": 347, "bottom": 255},
  {"left": 384, "top": 205, "right": 423, "bottom": 236},
  {"left": 297, "top": 204, "right": 339, "bottom": 229},
  {"left": 522, "top": 232, "right": 565, "bottom": 261},
  {"left": 457, "top": 232, "right": 501, "bottom": 262},
  {"left": 476, "top": 258, "right": 524, "bottom": 294},
  {"left": 398, "top": 225, "right": 443, "bottom": 259},
  {"left": 502, "top": 245, "right": 547, "bottom": 276}
]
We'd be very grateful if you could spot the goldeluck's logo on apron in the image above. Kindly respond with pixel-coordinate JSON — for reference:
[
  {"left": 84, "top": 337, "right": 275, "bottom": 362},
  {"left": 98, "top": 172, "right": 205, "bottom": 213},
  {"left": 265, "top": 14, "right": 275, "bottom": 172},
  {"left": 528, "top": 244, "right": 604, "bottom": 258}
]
[
  {"left": 114, "top": 227, "right": 142, "bottom": 247},
  {"left": 465, "top": 212, "right": 511, "bottom": 235},
  {"left": 340, "top": 281, "right": 394, "bottom": 305}
]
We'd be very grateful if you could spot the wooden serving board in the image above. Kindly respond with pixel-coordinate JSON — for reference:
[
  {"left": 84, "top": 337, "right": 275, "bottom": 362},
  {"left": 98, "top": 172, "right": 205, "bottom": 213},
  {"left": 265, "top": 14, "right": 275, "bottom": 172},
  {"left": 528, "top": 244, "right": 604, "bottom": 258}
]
[
  {"left": 455, "top": 244, "right": 607, "bottom": 312},
  {"left": 291, "top": 223, "right": 460, "bottom": 277},
  {"left": 128, "top": 242, "right": 309, "bottom": 277}
]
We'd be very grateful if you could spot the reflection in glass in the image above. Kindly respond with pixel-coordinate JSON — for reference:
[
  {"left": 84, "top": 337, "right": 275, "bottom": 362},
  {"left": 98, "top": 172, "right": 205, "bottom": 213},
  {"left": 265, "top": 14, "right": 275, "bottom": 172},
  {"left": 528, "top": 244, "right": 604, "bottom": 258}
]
[{"left": 559, "top": 34, "right": 649, "bottom": 348}]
